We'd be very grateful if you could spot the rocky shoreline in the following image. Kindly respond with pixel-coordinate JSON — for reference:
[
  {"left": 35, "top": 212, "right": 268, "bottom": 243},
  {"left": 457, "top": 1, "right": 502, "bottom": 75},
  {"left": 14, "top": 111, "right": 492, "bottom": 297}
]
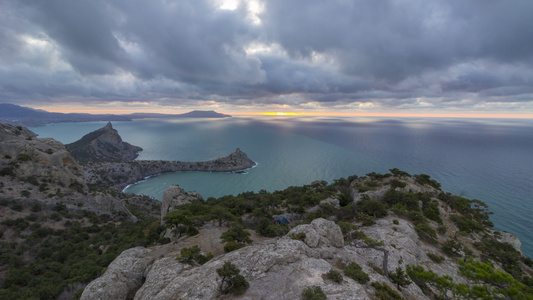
[{"left": 82, "top": 148, "right": 256, "bottom": 190}]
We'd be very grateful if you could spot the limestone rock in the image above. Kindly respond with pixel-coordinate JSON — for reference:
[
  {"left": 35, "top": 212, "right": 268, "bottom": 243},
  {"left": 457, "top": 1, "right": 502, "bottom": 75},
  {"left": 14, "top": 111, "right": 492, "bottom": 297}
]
[
  {"left": 0, "top": 122, "right": 88, "bottom": 197},
  {"left": 81, "top": 247, "right": 152, "bottom": 300},
  {"left": 161, "top": 185, "right": 203, "bottom": 220},
  {"left": 288, "top": 218, "right": 344, "bottom": 248},
  {"left": 499, "top": 231, "right": 523, "bottom": 254},
  {"left": 66, "top": 122, "right": 142, "bottom": 162}
]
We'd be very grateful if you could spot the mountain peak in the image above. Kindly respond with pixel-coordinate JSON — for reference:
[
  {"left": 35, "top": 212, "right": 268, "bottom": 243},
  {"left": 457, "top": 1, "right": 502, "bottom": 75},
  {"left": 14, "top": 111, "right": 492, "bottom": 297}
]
[{"left": 66, "top": 123, "right": 142, "bottom": 162}]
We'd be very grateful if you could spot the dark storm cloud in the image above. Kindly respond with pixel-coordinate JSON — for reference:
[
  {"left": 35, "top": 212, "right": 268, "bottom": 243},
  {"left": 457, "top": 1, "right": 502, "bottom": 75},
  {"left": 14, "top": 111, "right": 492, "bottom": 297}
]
[{"left": 1, "top": 0, "right": 533, "bottom": 112}]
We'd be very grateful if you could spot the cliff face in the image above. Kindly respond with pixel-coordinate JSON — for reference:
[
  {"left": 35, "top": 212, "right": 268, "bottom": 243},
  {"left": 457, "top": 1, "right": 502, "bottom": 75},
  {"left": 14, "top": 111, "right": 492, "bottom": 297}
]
[
  {"left": 66, "top": 122, "right": 143, "bottom": 162},
  {"left": 0, "top": 122, "right": 153, "bottom": 217},
  {"left": 0, "top": 122, "right": 88, "bottom": 198}
]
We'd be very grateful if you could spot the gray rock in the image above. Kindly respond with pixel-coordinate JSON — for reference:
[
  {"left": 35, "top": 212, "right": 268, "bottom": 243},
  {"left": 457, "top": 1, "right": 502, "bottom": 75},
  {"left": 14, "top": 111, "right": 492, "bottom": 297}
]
[
  {"left": 288, "top": 218, "right": 344, "bottom": 248},
  {"left": 161, "top": 185, "right": 203, "bottom": 221},
  {"left": 81, "top": 247, "right": 152, "bottom": 300},
  {"left": 66, "top": 122, "right": 143, "bottom": 162},
  {"left": 499, "top": 231, "right": 523, "bottom": 254}
]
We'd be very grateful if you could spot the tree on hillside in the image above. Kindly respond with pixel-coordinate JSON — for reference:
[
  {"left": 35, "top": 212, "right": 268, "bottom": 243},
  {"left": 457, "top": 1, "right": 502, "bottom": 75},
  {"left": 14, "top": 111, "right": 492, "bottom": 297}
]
[
  {"left": 216, "top": 261, "right": 249, "bottom": 295},
  {"left": 163, "top": 210, "right": 194, "bottom": 238}
]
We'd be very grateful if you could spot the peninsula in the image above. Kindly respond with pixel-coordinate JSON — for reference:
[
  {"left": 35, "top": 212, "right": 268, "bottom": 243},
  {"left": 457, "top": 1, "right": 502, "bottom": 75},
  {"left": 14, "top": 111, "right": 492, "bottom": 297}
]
[
  {"left": 64, "top": 122, "right": 255, "bottom": 189},
  {"left": 83, "top": 148, "right": 256, "bottom": 190}
]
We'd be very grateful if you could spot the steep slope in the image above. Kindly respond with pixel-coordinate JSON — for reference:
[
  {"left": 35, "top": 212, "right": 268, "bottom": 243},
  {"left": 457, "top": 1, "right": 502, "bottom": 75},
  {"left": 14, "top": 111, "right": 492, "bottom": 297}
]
[
  {"left": 0, "top": 122, "right": 88, "bottom": 198},
  {"left": 0, "top": 122, "right": 152, "bottom": 216},
  {"left": 66, "top": 122, "right": 143, "bottom": 162}
]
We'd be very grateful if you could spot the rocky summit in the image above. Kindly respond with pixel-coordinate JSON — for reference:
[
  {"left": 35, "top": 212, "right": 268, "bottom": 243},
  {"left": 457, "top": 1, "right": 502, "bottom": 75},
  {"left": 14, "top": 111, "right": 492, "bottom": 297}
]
[{"left": 66, "top": 122, "right": 143, "bottom": 162}]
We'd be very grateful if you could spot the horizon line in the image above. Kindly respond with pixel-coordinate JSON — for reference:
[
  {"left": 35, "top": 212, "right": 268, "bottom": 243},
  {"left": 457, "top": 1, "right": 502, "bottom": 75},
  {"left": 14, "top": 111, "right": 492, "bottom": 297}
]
[{"left": 22, "top": 104, "right": 533, "bottom": 119}]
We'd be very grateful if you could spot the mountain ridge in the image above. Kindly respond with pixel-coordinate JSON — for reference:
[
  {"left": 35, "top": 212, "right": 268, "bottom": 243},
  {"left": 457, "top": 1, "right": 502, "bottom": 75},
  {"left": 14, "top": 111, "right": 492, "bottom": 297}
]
[{"left": 0, "top": 103, "right": 231, "bottom": 127}]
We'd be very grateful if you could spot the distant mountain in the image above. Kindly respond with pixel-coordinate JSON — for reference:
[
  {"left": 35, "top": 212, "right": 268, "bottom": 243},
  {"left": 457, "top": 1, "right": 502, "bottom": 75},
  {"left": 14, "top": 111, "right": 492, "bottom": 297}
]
[
  {"left": 125, "top": 110, "right": 231, "bottom": 119},
  {"left": 0, "top": 103, "right": 131, "bottom": 126},
  {"left": 66, "top": 122, "right": 143, "bottom": 162},
  {"left": 0, "top": 104, "right": 231, "bottom": 126}
]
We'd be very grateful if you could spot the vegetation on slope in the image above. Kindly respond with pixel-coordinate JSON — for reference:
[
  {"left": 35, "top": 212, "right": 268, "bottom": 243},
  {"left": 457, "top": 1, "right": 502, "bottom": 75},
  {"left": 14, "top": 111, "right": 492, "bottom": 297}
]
[
  {"left": 0, "top": 197, "right": 160, "bottom": 300},
  {"left": 2, "top": 169, "right": 533, "bottom": 299}
]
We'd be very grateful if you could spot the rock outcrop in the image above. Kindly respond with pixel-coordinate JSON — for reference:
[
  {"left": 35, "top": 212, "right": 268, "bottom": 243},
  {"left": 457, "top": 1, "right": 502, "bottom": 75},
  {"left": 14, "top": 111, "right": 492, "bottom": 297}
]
[
  {"left": 161, "top": 185, "right": 203, "bottom": 220},
  {"left": 288, "top": 218, "right": 344, "bottom": 248},
  {"left": 0, "top": 122, "right": 88, "bottom": 198},
  {"left": 0, "top": 122, "right": 155, "bottom": 217},
  {"left": 66, "top": 122, "right": 142, "bottom": 162},
  {"left": 80, "top": 218, "right": 433, "bottom": 299},
  {"left": 83, "top": 148, "right": 256, "bottom": 189},
  {"left": 80, "top": 247, "right": 152, "bottom": 300}
]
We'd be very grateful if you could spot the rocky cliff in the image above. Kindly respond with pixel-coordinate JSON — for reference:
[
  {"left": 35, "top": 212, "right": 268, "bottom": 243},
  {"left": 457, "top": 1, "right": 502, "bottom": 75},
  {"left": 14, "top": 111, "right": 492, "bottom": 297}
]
[
  {"left": 83, "top": 148, "right": 256, "bottom": 189},
  {"left": 66, "top": 122, "right": 143, "bottom": 162},
  {"left": 81, "top": 175, "right": 533, "bottom": 300},
  {"left": 0, "top": 122, "right": 155, "bottom": 217}
]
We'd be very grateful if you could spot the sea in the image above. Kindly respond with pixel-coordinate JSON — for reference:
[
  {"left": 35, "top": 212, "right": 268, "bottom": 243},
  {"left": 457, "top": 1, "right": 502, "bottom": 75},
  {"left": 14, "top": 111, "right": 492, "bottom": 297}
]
[{"left": 30, "top": 116, "right": 533, "bottom": 258}]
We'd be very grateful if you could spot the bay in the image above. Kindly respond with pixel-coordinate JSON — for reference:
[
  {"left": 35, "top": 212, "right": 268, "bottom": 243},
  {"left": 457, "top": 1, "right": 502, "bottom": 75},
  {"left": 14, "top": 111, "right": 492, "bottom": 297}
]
[{"left": 31, "top": 116, "right": 533, "bottom": 257}]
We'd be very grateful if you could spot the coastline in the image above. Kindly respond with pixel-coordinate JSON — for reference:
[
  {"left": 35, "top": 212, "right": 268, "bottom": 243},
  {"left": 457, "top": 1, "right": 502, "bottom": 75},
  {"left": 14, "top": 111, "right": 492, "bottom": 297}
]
[
  {"left": 84, "top": 148, "right": 256, "bottom": 190},
  {"left": 121, "top": 160, "right": 258, "bottom": 194}
]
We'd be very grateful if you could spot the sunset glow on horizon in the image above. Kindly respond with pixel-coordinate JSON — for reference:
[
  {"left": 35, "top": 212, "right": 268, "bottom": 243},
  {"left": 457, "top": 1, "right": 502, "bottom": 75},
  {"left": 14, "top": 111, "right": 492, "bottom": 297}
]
[{"left": 31, "top": 104, "right": 533, "bottom": 119}]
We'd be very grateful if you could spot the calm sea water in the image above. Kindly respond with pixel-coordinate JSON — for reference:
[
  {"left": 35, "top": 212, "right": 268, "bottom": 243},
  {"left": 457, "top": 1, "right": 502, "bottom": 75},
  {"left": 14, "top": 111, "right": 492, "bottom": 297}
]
[{"left": 31, "top": 116, "right": 533, "bottom": 257}]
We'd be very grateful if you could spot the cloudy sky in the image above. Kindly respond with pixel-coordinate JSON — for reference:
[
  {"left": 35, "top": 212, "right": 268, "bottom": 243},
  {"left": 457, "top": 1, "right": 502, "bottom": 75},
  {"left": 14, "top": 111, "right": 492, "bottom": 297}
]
[{"left": 2, "top": 0, "right": 533, "bottom": 116}]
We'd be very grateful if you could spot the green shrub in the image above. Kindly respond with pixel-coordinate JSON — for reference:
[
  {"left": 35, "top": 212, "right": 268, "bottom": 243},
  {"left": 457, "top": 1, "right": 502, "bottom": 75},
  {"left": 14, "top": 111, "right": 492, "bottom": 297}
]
[
  {"left": 355, "top": 198, "right": 388, "bottom": 218},
  {"left": 30, "top": 203, "right": 42, "bottom": 212},
  {"left": 389, "top": 267, "right": 411, "bottom": 290},
  {"left": 393, "top": 219, "right": 399, "bottom": 225},
  {"left": 356, "top": 213, "right": 375, "bottom": 226},
  {"left": 179, "top": 245, "right": 213, "bottom": 265},
  {"left": 224, "top": 241, "right": 246, "bottom": 253},
  {"left": 11, "top": 202, "right": 24, "bottom": 211},
  {"left": 390, "top": 179, "right": 407, "bottom": 189},
  {"left": 344, "top": 262, "right": 370, "bottom": 284},
  {"left": 220, "top": 226, "right": 252, "bottom": 244},
  {"left": 422, "top": 200, "right": 441, "bottom": 223},
  {"left": 216, "top": 261, "right": 249, "bottom": 295},
  {"left": 474, "top": 238, "right": 523, "bottom": 279},
  {"left": 414, "top": 223, "right": 438, "bottom": 244},
  {"left": 0, "top": 167, "right": 13, "bottom": 176},
  {"left": 372, "top": 281, "right": 405, "bottom": 300},
  {"left": 326, "top": 269, "right": 343, "bottom": 284},
  {"left": 450, "top": 214, "right": 484, "bottom": 233},
  {"left": 441, "top": 239, "right": 464, "bottom": 258},
  {"left": 301, "top": 286, "right": 327, "bottom": 300},
  {"left": 414, "top": 174, "right": 441, "bottom": 189},
  {"left": 426, "top": 252, "right": 445, "bottom": 263},
  {"left": 291, "top": 232, "right": 307, "bottom": 241}
]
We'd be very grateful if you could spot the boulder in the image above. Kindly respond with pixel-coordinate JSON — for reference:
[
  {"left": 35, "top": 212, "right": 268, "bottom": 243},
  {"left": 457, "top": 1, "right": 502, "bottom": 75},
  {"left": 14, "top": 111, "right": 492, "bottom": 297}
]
[
  {"left": 81, "top": 247, "right": 152, "bottom": 300},
  {"left": 161, "top": 185, "right": 203, "bottom": 220},
  {"left": 288, "top": 218, "right": 344, "bottom": 248}
]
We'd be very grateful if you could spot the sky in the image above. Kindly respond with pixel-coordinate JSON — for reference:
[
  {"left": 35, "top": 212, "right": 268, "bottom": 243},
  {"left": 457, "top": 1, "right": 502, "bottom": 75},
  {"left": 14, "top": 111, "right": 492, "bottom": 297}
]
[{"left": 1, "top": 0, "right": 533, "bottom": 117}]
